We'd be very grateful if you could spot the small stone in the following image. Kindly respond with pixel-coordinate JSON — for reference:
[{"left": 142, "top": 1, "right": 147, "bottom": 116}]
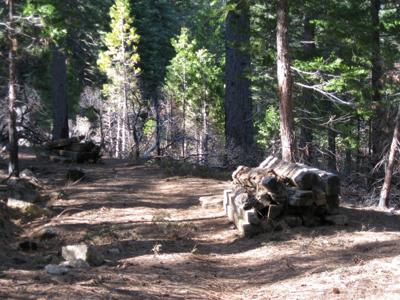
[
  {"left": 60, "top": 259, "right": 89, "bottom": 269},
  {"left": 7, "top": 198, "right": 36, "bottom": 210},
  {"left": 324, "top": 214, "right": 348, "bottom": 226},
  {"left": 45, "top": 264, "right": 69, "bottom": 275},
  {"left": 62, "top": 244, "right": 104, "bottom": 267}
]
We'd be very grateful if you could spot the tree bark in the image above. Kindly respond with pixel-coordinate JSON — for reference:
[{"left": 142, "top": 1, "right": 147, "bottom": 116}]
[
  {"left": 224, "top": 0, "right": 254, "bottom": 162},
  {"left": 7, "top": 0, "right": 19, "bottom": 177},
  {"left": 51, "top": 46, "right": 69, "bottom": 140},
  {"left": 277, "top": 0, "right": 296, "bottom": 162},
  {"left": 379, "top": 105, "right": 400, "bottom": 208},
  {"left": 371, "top": 0, "right": 384, "bottom": 165}
]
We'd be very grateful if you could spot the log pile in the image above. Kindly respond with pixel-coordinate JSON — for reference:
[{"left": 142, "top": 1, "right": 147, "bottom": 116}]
[
  {"left": 224, "top": 156, "right": 347, "bottom": 237},
  {"left": 40, "top": 136, "right": 101, "bottom": 164}
]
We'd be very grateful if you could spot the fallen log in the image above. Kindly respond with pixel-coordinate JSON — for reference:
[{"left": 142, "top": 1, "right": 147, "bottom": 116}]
[
  {"left": 232, "top": 166, "right": 288, "bottom": 208},
  {"left": 260, "top": 156, "right": 340, "bottom": 195}
]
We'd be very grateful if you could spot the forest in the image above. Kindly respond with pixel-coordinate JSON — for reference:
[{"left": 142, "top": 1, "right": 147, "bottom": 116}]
[{"left": 0, "top": 0, "right": 400, "bottom": 299}]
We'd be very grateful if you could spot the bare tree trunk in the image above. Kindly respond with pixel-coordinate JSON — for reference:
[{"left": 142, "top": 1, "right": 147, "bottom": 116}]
[
  {"left": 116, "top": 110, "right": 121, "bottom": 158},
  {"left": 201, "top": 99, "right": 209, "bottom": 165},
  {"left": 154, "top": 95, "right": 161, "bottom": 156},
  {"left": 224, "top": 0, "right": 254, "bottom": 163},
  {"left": 379, "top": 105, "right": 400, "bottom": 208},
  {"left": 7, "top": 0, "right": 19, "bottom": 177},
  {"left": 51, "top": 46, "right": 69, "bottom": 140},
  {"left": 277, "top": 0, "right": 296, "bottom": 162},
  {"left": 371, "top": 0, "right": 384, "bottom": 165}
]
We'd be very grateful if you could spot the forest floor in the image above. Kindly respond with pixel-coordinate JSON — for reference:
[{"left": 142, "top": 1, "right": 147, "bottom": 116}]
[{"left": 1, "top": 151, "right": 400, "bottom": 299}]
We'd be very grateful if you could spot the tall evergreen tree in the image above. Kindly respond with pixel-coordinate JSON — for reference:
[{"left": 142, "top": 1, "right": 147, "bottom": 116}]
[
  {"left": 98, "top": 0, "right": 141, "bottom": 158},
  {"left": 225, "top": 0, "right": 254, "bottom": 164}
]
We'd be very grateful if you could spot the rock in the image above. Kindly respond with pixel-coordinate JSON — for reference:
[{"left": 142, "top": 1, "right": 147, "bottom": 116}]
[
  {"left": 7, "top": 178, "right": 41, "bottom": 203},
  {"left": 45, "top": 264, "right": 69, "bottom": 275},
  {"left": 67, "top": 168, "right": 85, "bottom": 182},
  {"left": 199, "top": 195, "right": 223, "bottom": 209},
  {"left": 7, "top": 198, "right": 37, "bottom": 210},
  {"left": 62, "top": 244, "right": 104, "bottom": 267},
  {"left": 60, "top": 259, "right": 89, "bottom": 269},
  {"left": 324, "top": 214, "right": 348, "bottom": 226}
]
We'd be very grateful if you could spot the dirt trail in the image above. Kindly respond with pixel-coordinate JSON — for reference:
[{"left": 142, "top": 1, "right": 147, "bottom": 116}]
[{"left": 1, "top": 154, "right": 400, "bottom": 299}]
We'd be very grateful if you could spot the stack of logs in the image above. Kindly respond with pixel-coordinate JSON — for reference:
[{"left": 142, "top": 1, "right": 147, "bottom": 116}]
[
  {"left": 40, "top": 136, "right": 101, "bottom": 164},
  {"left": 224, "top": 156, "right": 348, "bottom": 237}
]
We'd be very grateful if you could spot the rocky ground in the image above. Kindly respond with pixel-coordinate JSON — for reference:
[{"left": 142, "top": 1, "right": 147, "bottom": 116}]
[{"left": 0, "top": 151, "right": 400, "bottom": 299}]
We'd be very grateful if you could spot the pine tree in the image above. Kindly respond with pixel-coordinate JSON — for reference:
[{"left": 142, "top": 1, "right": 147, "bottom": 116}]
[{"left": 98, "top": 0, "right": 141, "bottom": 158}]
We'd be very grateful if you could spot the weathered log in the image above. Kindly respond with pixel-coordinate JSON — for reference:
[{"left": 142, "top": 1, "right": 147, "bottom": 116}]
[
  {"left": 232, "top": 166, "right": 288, "bottom": 208},
  {"left": 259, "top": 157, "right": 320, "bottom": 190},
  {"left": 260, "top": 156, "right": 340, "bottom": 195}
]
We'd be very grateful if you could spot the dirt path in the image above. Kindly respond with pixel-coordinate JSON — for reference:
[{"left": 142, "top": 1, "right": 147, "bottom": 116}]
[{"left": 1, "top": 155, "right": 400, "bottom": 299}]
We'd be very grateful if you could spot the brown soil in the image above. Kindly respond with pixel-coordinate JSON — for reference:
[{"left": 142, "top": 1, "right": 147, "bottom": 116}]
[{"left": 1, "top": 152, "right": 400, "bottom": 299}]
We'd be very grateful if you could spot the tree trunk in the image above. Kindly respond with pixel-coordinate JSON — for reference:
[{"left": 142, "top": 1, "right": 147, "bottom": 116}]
[
  {"left": 51, "top": 46, "right": 69, "bottom": 140},
  {"left": 154, "top": 95, "right": 161, "bottom": 156},
  {"left": 7, "top": 0, "right": 19, "bottom": 177},
  {"left": 224, "top": 0, "right": 254, "bottom": 163},
  {"left": 277, "top": 0, "right": 296, "bottom": 162},
  {"left": 299, "top": 15, "right": 315, "bottom": 165},
  {"left": 201, "top": 99, "right": 209, "bottom": 165},
  {"left": 379, "top": 105, "right": 400, "bottom": 208},
  {"left": 371, "top": 0, "right": 384, "bottom": 165}
]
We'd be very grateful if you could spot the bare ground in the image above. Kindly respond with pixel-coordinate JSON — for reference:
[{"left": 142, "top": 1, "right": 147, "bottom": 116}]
[{"left": 1, "top": 152, "right": 400, "bottom": 299}]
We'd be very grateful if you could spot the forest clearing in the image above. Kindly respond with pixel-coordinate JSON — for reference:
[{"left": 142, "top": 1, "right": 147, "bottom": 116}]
[
  {"left": 0, "top": 151, "right": 400, "bottom": 299},
  {"left": 1, "top": 0, "right": 400, "bottom": 299}
]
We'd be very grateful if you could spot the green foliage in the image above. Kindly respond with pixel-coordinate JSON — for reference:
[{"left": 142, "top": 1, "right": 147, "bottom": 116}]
[
  {"left": 255, "top": 106, "right": 280, "bottom": 148},
  {"left": 98, "top": 0, "right": 140, "bottom": 102},
  {"left": 144, "top": 118, "right": 156, "bottom": 137},
  {"left": 165, "top": 27, "right": 224, "bottom": 130}
]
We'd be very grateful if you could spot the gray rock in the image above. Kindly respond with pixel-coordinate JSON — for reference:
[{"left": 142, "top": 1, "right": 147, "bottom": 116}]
[
  {"left": 62, "top": 244, "right": 104, "bottom": 267},
  {"left": 7, "top": 198, "right": 37, "bottom": 210},
  {"left": 7, "top": 178, "right": 41, "bottom": 203},
  {"left": 60, "top": 259, "right": 89, "bottom": 269},
  {"left": 45, "top": 264, "right": 69, "bottom": 275}
]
